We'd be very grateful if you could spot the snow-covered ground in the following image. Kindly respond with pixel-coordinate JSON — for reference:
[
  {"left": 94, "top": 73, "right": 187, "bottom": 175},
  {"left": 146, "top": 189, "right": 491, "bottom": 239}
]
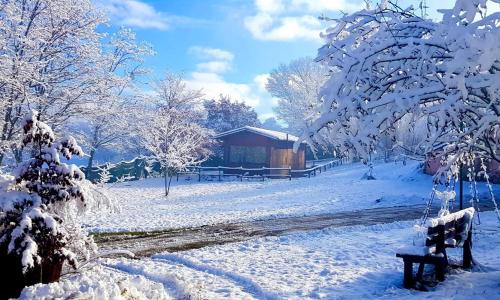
[
  {"left": 18, "top": 161, "right": 500, "bottom": 299},
  {"left": 84, "top": 161, "right": 438, "bottom": 232},
  {"left": 22, "top": 211, "right": 500, "bottom": 299},
  {"left": 84, "top": 160, "right": 497, "bottom": 233}
]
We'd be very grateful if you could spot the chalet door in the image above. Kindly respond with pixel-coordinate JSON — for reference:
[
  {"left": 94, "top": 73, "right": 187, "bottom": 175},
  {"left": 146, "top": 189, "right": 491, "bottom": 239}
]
[
  {"left": 292, "top": 148, "right": 305, "bottom": 170},
  {"left": 270, "top": 148, "right": 291, "bottom": 175}
]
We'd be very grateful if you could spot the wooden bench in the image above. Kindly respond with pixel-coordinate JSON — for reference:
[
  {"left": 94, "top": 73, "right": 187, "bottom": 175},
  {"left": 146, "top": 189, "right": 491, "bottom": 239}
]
[{"left": 396, "top": 207, "right": 475, "bottom": 288}]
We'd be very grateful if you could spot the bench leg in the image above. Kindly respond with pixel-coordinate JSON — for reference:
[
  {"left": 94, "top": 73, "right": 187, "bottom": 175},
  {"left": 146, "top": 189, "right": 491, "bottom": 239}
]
[
  {"left": 416, "top": 263, "right": 425, "bottom": 282},
  {"left": 402, "top": 259, "right": 414, "bottom": 288},
  {"left": 463, "top": 239, "right": 472, "bottom": 268},
  {"left": 435, "top": 261, "right": 446, "bottom": 281}
]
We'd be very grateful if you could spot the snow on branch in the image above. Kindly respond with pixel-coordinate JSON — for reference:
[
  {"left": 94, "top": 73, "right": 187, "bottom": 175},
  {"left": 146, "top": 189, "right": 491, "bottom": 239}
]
[{"left": 301, "top": 0, "right": 499, "bottom": 176}]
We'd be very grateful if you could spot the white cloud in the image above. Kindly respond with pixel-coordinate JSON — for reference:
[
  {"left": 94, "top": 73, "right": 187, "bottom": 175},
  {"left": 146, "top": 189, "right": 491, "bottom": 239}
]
[
  {"left": 98, "top": 0, "right": 198, "bottom": 30},
  {"left": 253, "top": 73, "right": 270, "bottom": 92},
  {"left": 196, "top": 61, "right": 232, "bottom": 73},
  {"left": 245, "top": 14, "right": 321, "bottom": 41},
  {"left": 186, "top": 72, "right": 261, "bottom": 107},
  {"left": 244, "top": 0, "right": 364, "bottom": 41},
  {"left": 188, "top": 46, "right": 235, "bottom": 62},
  {"left": 185, "top": 52, "right": 276, "bottom": 119},
  {"left": 258, "top": 112, "right": 278, "bottom": 122},
  {"left": 189, "top": 46, "right": 235, "bottom": 74},
  {"left": 255, "top": 0, "right": 284, "bottom": 14},
  {"left": 98, "top": 0, "right": 168, "bottom": 30},
  {"left": 290, "top": 0, "right": 363, "bottom": 12}
]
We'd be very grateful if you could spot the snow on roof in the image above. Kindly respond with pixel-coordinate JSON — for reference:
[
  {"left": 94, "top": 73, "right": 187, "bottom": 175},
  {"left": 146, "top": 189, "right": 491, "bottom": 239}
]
[{"left": 214, "top": 126, "right": 301, "bottom": 142}]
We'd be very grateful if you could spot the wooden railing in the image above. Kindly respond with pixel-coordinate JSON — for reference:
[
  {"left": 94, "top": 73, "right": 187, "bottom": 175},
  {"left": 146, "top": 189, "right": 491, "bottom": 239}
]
[
  {"left": 177, "top": 158, "right": 343, "bottom": 182},
  {"left": 291, "top": 159, "right": 342, "bottom": 178}
]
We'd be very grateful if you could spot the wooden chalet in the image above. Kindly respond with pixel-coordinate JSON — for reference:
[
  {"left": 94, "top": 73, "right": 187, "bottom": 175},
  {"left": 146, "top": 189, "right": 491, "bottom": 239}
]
[{"left": 214, "top": 126, "right": 307, "bottom": 173}]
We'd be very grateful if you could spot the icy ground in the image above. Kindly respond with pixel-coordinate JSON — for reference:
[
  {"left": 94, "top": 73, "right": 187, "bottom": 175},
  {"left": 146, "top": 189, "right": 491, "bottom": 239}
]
[
  {"left": 21, "top": 212, "right": 500, "bottom": 299},
  {"left": 84, "top": 161, "right": 491, "bottom": 233}
]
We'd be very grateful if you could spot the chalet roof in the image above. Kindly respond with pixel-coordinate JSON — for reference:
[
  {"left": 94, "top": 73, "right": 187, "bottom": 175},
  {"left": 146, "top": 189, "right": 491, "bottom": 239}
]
[{"left": 214, "top": 126, "right": 300, "bottom": 142}]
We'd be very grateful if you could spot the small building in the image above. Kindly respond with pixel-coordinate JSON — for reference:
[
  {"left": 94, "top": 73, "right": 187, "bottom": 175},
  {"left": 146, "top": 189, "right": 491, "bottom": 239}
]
[
  {"left": 424, "top": 153, "right": 500, "bottom": 184},
  {"left": 214, "top": 126, "right": 307, "bottom": 172}
]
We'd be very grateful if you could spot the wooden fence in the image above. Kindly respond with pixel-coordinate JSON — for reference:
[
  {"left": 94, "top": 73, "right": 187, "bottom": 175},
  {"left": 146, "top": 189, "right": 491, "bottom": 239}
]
[{"left": 177, "top": 158, "right": 344, "bottom": 182}]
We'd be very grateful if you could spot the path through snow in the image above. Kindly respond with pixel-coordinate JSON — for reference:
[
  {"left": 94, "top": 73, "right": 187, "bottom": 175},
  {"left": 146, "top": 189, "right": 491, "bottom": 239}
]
[
  {"left": 96, "top": 212, "right": 500, "bottom": 300},
  {"left": 96, "top": 201, "right": 496, "bottom": 257}
]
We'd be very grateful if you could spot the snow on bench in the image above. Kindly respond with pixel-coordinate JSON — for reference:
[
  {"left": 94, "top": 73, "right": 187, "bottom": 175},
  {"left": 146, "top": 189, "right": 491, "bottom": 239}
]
[{"left": 396, "top": 207, "right": 475, "bottom": 289}]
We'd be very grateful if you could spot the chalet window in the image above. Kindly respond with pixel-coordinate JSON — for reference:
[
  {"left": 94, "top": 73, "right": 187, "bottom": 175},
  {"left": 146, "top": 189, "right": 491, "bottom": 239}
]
[{"left": 229, "top": 146, "right": 266, "bottom": 164}]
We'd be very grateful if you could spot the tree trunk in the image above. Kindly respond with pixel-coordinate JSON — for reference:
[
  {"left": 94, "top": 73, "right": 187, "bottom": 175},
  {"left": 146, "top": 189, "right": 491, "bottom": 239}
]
[
  {"left": 86, "top": 148, "right": 95, "bottom": 177},
  {"left": 164, "top": 169, "right": 169, "bottom": 196},
  {"left": 13, "top": 147, "right": 23, "bottom": 163},
  {"left": 163, "top": 169, "right": 174, "bottom": 197}
]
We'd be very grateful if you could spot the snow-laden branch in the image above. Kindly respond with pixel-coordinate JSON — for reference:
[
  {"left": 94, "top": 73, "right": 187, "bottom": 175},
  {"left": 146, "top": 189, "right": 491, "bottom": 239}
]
[{"left": 301, "top": 0, "right": 499, "bottom": 175}]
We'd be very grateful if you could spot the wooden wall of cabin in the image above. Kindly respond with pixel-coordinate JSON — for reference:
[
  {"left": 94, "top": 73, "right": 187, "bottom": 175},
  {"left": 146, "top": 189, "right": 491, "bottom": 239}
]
[
  {"left": 292, "top": 145, "right": 306, "bottom": 170},
  {"left": 221, "top": 131, "right": 273, "bottom": 168},
  {"left": 219, "top": 131, "right": 307, "bottom": 172},
  {"left": 269, "top": 144, "right": 306, "bottom": 174}
]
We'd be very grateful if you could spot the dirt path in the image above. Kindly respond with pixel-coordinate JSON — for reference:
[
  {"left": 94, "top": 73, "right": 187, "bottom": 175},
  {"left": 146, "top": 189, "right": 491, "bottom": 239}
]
[{"left": 95, "top": 202, "right": 495, "bottom": 257}]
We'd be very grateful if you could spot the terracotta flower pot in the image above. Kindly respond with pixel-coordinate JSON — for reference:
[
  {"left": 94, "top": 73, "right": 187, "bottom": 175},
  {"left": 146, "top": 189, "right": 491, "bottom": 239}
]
[{"left": 0, "top": 254, "right": 64, "bottom": 299}]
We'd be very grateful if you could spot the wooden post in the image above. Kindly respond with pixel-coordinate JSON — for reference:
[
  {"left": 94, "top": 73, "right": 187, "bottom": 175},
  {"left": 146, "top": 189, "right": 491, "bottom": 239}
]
[
  {"left": 436, "top": 224, "right": 446, "bottom": 254},
  {"left": 463, "top": 228, "right": 473, "bottom": 268},
  {"left": 416, "top": 263, "right": 425, "bottom": 282},
  {"left": 459, "top": 163, "right": 464, "bottom": 210},
  {"left": 218, "top": 167, "right": 222, "bottom": 182},
  {"left": 402, "top": 259, "right": 414, "bottom": 288},
  {"left": 198, "top": 167, "right": 201, "bottom": 182},
  {"left": 435, "top": 261, "right": 446, "bottom": 281}
]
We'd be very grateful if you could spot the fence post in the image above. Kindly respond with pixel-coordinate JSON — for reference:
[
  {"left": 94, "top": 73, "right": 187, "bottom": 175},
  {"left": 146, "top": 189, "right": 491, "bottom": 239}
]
[
  {"left": 198, "top": 167, "right": 201, "bottom": 182},
  {"left": 176, "top": 172, "right": 179, "bottom": 182},
  {"left": 218, "top": 167, "right": 222, "bottom": 182},
  {"left": 289, "top": 167, "right": 291, "bottom": 181}
]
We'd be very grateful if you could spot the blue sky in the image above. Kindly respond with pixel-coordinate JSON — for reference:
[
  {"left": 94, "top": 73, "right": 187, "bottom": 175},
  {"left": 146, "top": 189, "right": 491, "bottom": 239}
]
[{"left": 96, "top": 0, "right": 460, "bottom": 121}]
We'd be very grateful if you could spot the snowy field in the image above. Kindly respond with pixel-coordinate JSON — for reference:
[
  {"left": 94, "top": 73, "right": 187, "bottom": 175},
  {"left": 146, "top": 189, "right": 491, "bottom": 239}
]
[
  {"left": 84, "top": 161, "right": 432, "bottom": 232},
  {"left": 17, "top": 161, "right": 500, "bottom": 299},
  {"left": 21, "top": 211, "right": 500, "bottom": 299},
  {"left": 84, "top": 160, "right": 497, "bottom": 233}
]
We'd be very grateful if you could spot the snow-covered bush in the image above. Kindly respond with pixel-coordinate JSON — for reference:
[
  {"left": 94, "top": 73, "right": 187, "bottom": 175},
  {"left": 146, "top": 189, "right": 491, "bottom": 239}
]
[
  {"left": 301, "top": 0, "right": 500, "bottom": 179},
  {"left": 0, "top": 111, "right": 97, "bottom": 298}
]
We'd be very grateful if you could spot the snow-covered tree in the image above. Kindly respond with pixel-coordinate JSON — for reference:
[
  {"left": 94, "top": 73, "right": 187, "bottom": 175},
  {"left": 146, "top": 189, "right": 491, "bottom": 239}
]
[
  {"left": 261, "top": 117, "right": 285, "bottom": 132},
  {"left": 0, "top": 111, "right": 97, "bottom": 298},
  {"left": 72, "top": 28, "right": 154, "bottom": 174},
  {"left": 301, "top": 0, "right": 500, "bottom": 177},
  {"left": 0, "top": 0, "right": 106, "bottom": 165},
  {"left": 152, "top": 72, "right": 206, "bottom": 121},
  {"left": 202, "top": 95, "right": 259, "bottom": 165},
  {"left": 203, "top": 95, "right": 260, "bottom": 133},
  {"left": 266, "top": 57, "right": 327, "bottom": 135},
  {"left": 140, "top": 73, "right": 212, "bottom": 196}
]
